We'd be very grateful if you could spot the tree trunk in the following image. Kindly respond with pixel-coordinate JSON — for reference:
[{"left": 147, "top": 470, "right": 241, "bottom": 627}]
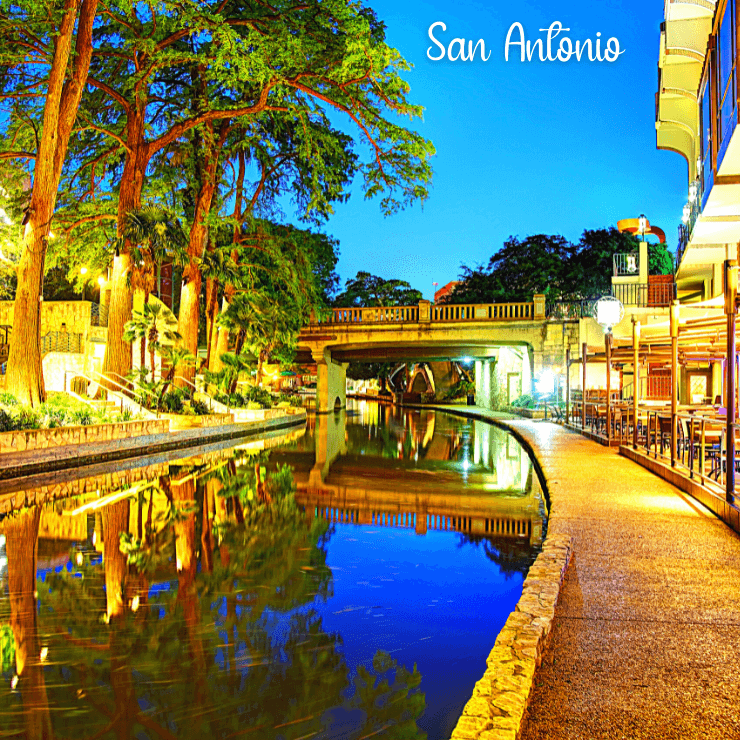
[
  {"left": 5, "top": 505, "right": 54, "bottom": 740},
  {"left": 176, "top": 124, "right": 227, "bottom": 389},
  {"left": 204, "top": 276, "right": 219, "bottom": 370},
  {"left": 101, "top": 499, "right": 130, "bottom": 619},
  {"left": 172, "top": 475, "right": 208, "bottom": 711},
  {"left": 103, "top": 111, "right": 149, "bottom": 387},
  {"left": 5, "top": 0, "right": 98, "bottom": 406},
  {"left": 210, "top": 290, "right": 234, "bottom": 373}
]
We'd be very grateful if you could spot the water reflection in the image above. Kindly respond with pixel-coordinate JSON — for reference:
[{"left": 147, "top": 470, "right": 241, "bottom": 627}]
[{"left": 0, "top": 403, "right": 546, "bottom": 740}]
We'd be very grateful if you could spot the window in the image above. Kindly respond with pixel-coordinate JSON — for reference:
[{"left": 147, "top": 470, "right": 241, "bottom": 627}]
[{"left": 717, "top": 1, "right": 737, "bottom": 163}]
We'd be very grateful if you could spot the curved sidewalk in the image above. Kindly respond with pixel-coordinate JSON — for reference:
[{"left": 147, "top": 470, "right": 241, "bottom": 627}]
[{"left": 498, "top": 420, "right": 740, "bottom": 739}]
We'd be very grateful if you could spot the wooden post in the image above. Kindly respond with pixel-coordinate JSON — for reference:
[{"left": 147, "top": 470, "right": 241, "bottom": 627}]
[
  {"left": 670, "top": 300, "right": 680, "bottom": 467},
  {"left": 725, "top": 260, "right": 737, "bottom": 503},
  {"left": 606, "top": 332, "right": 612, "bottom": 441},
  {"left": 565, "top": 348, "right": 571, "bottom": 425},
  {"left": 633, "top": 320, "right": 641, "bottom": 450},
  {"left": 582, "top": 342, "right": 587, "bottom": 430}
]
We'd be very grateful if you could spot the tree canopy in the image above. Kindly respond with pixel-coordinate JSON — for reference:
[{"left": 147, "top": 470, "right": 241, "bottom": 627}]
[
  {"left": 443, "top": 228, "right": 675, "bottom": 304},
  {"left": 334, "top": 271, "right": 423, "bottom": 307}
]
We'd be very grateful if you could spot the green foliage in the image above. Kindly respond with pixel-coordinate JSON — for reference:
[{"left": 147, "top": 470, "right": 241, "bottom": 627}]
[
  {"left": 510, "top": 394, "right": 535, "bottom": 409},
  {"left": 160, "top": 390, "right": 185, "bottom": 414},
  {"left": 334, "top": 271, "right": 423, "bottom": 307},
  {"left": 0, "top": 392, "right": 18, "bottom": 407},
  {"left": 447, "top": 228, "right": 676, "bottom": 304},
  {"left": 442, "top": 379, "right": 475, "bottom": 401},
  {"left": 190, "top": 399, "right": 210, "bottom": 416},
  {"left": 0, "top": 625, "right": 14, "bottom": 674}
]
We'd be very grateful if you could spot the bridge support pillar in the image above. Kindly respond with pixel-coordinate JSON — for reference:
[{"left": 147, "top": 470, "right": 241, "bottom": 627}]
[{"left": 313, "top": 348, "right": 347, "bottom": 414}]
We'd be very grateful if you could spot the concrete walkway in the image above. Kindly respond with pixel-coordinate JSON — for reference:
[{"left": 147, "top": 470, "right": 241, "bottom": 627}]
[{"left": 491, "top": 419, "right": 740, "bottom": 739}]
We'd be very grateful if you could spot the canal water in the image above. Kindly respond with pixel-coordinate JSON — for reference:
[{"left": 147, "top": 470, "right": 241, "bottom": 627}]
[{"left": 0, "top": 401, "right": 546, "bottom": 740}]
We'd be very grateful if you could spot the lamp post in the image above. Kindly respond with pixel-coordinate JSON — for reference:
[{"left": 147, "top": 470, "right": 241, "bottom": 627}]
[
  {"left": 595, "top": 296, "right": 625, "bottom": 441},
  {"left": 80, "top": 266, "right": 88, "bottom": 301}
]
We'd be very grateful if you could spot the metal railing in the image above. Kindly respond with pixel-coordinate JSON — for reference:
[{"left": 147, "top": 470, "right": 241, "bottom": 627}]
[
  {"left": 613, "top": 253, "right": 639, "bottom": 277},
  {"left": 41, "top": 331, "right": 84, "bottom": 354},
  {"left": 91, "top": 303, "right": 109, "bottom": 327},
  {"left": 547, "top": 299, "right": 598, "bottom": 321},
  {"left": 611, "top": 282, "right": 676, "bottom": 307}
]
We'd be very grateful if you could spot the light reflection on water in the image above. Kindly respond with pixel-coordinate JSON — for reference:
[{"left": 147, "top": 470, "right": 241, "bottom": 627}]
[{"left": 0, "top": 401, "right": 546, "bottom": 740}]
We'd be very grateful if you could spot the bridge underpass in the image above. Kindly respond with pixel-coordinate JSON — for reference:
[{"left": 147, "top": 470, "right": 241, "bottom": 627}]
[{"left": 297, "top": 297, "right": 579, "bottom": 412}]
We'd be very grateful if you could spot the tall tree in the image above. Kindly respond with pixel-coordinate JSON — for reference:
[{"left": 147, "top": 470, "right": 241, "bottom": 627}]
[
  {"left": 1, "top": 0, "right": 100, "bottom": 405},
  {"left": 334, "top": 271, "right": 423, "bottom": 307},
  {"left": 69, "top": 0, "right": 433, "bottom": 389}
]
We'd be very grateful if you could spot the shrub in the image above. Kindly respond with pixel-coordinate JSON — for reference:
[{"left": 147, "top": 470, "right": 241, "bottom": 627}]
[
  {"left": 0, "top": 392, "right": 18, "bottom": 407},
  {"left": 14, "top": 407, "right": 41, "bottom": 430},
  {"left": 242, "top": 385, "right": 272, "bottom": 408},
  {"left": 70, "top": 408, "right": 94, "bottom": 426},
  {"left": 0, "top": 409, "right": 15, "bottom": 432},
  {"left": 246, "top": 401, "right": 262, "bottom": 410},
  {"left": 160, "top": 390, "right": 184, "bottom": 414},
  {"left": 191, "top": 399, "right": 210, "bottom": 416}
]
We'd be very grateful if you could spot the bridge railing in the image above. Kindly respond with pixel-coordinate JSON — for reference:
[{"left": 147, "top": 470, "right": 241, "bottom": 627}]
[
  {"left": 432, "top": 302, "right": 533, "bottom": 322},
  {"left": 318, "top": 306, "right": 419, "bottom": 324},
  {"left": 315, "top": 301, "right": 537, "bottom": 325}
]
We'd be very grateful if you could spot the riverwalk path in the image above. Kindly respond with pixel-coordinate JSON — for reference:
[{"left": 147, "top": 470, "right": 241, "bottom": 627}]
[{"left": 428, "top": 405, "right": 740, "bottom": 738}]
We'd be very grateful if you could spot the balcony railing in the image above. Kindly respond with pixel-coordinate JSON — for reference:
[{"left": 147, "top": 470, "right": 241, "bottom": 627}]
[
  {"left": 612, "top": 282, "right": 676, "bottom": 307},
  {"left": 676, "top": 185, "right": 702, "bottom": 270},
  {"left": 613, "top": 253, "right": 639, "bottom": 277},
  {"left": 547, "top": 299, "right": 599, "bottom": 321}
]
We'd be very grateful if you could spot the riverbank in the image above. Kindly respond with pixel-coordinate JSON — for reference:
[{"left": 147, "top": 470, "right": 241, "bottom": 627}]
[
  {"left": 0, "top": 408, "right": 306, "bottom": 480},
  {"left": 432, "top": 405, "right": 740, "bottom": 740}
]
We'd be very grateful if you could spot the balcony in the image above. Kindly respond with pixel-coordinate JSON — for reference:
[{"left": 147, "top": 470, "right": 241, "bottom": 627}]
[
  {"left": 613, "top": 253, "right": 639, "bottom": 277},
  {"left": 612, "top": 281, "right": 676, "bottom": 308}
]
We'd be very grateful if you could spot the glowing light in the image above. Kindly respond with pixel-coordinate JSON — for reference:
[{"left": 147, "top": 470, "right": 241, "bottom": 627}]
[
  {"left": 638, "top": 214, "right": 648, "bottom": 236},
  {"left": 536, "top": 370, "right": 555, "bottom": 396},
  {"left": 39, "top": 647, "right": 48, "bottom": 662},
  {"left": 689, "top": 182, "right": 698, "bottom": 203},
  {"left": 176, "top": 557, "right": 182, "bottom": 572},
  {"left": 80, "top": 266, "right": 88, "bottom": 275},
  {"left": 10, "top": 675, "right": 18, "bottom": 690},
  {"left": 131, "top": 594, "right": 140, "bottom": 612},
  {"left": 461, "top": 357, "right": 473, "bottom": 365},
  {"left": 75, "top": 552, "right": 83, "bottom": 566},
  {"left": 92, "top": 531, "right": 97, "bottom": 546},
  {"left": 595, "top": 296, "right": 624, "bottom": 331},
  {"left": 97, "top": 276, "right": 106, "bottom": 288},
  {"left": 682, "top": 204, "right": 690, "bottom": 224}
]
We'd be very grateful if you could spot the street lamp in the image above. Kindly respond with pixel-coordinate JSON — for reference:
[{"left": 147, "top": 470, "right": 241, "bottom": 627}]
[
  {"left": 595, "top": 295, "right": 624, "bottom": 335},
  {"left": 638, "top": 214, "right": 648, "bottom": 240}
]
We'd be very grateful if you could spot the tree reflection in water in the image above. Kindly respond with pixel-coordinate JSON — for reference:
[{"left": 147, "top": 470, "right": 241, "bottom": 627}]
[
  {"left": 456, "top": 533, "right": 539, "bottom": 580},
  {"left": 0, "top": 454, "right": 426, "bottom": 740}
]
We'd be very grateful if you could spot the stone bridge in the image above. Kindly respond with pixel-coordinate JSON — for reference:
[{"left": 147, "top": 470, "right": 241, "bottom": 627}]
[{"left": 297, "top": 296, "right": 580, "bottom": 412}]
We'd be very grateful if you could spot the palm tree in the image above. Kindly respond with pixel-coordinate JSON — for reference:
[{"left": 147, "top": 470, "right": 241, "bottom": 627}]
[
  {"left": 123, "top": 302, "right": 180, "bottom": 380},
  {"left": 123, "top": 206, "right": 186, "bottom": 307},
  {"left": 200, "top": 244, "right": 240, "bottom": 370},
  {"left": 157, "top": 345, "right": 196, "bottom": 399}
]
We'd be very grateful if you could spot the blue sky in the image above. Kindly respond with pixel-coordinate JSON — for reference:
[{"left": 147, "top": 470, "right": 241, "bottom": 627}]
[{"left": 321, "top": 0, "right": 687, "bottom": 300}]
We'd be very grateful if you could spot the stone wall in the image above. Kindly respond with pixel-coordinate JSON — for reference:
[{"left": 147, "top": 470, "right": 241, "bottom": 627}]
[
  {"left": 0, "top": 300, "right": 93, "bottom": 338},
  {"left": 0, "top": 419, "right": 170, "bottom": 455}
]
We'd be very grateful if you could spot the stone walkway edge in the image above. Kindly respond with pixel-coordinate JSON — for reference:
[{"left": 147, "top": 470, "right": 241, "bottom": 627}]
[
  {"left": 0, "top": 411, "right": 307, "bottom": 481},
  {"left": 407, "top": 405, "right": 574, "bottom": 740}
]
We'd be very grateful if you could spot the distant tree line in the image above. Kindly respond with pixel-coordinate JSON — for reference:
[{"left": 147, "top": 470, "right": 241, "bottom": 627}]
[{"left": 441, "top": 228, "right": 674, "bottom": 305}]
